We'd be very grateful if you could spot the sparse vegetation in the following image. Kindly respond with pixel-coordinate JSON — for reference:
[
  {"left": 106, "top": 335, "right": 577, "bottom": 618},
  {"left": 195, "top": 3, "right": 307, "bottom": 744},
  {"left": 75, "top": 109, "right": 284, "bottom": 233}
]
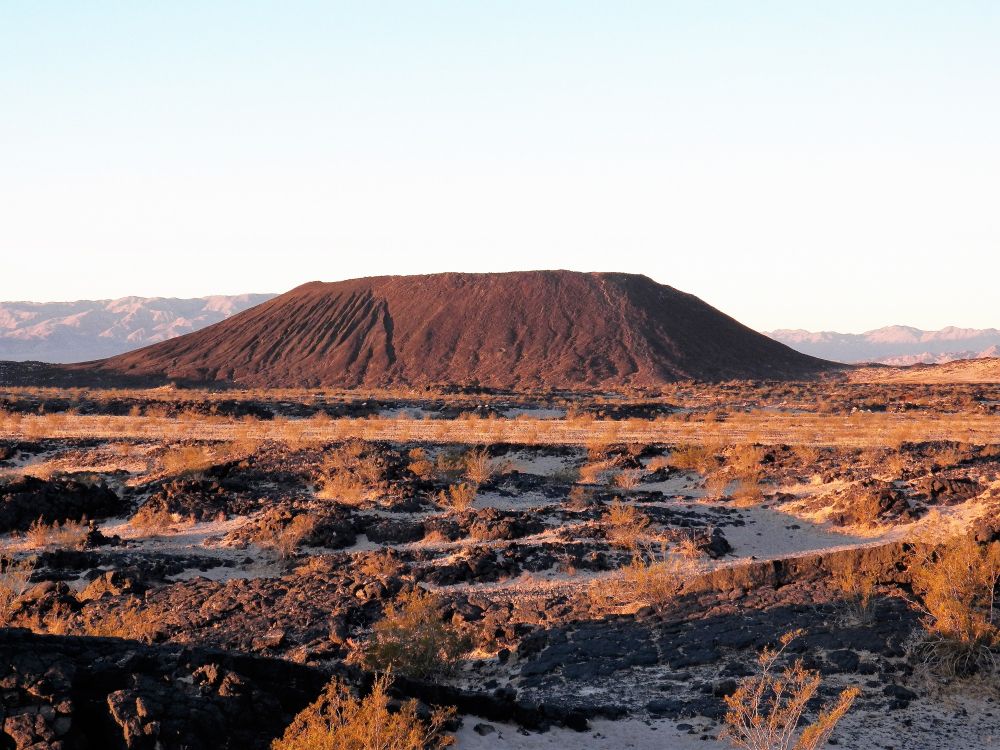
[
  {"left": 669, "top": 443, "right": 716, "bottom": 473},
  {"left": 130, "top": 503, "right": 178, "bottom": 534},
  {"left": 612, "top": 468, "right": 642, "bottom": 490},
  {"left": 722, "top": 630, "right": 860, "bottom": 750},
  {"left": 0, "top": 555, "right": 35, "bottom": 625},
  {"left": 406, "top": 447, "right": 435, "bottom": 480},
  {"left": 82, "top": 597, "right": 160, "bottom": 642},
  {"left": 6, "top": 381, "right": 1000, "bottom": 745},
  {"left": 161, "top": 444, "right": 216, "bottom": 477},
  {"left": 832, "top": 563, "right": 877, "bottom": 624},
  {"left": 596, "top": 544, "right": 699, "bottom": 607},
  {"left": 24, "top": 517, "right": 89, "bottom": 549},
  {"left": 359, "top": 550, "right": 403, "bottom": 578},
  {"left": 363, "top": 588, "right": 469, "bottom": 678},
  {"left": 316, "top": 442, "right": 386, "bottom": 504},
  {"left": 436, "top": 482, "right": 477, "bottom": 512},
  {"left": 732, "top": 476, "right": 764, "bottom": 507},
  {"left": 261, "top": 513, "right": 318, "bottom": 559},
  {"left": 604, "top": 500, "right": 650, "bottom": 549},
  {"left": 462, "top": 447, "right": 496, "bottom": 484},
  {"left": 271, "top": 672, "right": 455, "bottom": 750},
  {"left": 909, "top": 535, "right": 1000, "bottom": 677}
]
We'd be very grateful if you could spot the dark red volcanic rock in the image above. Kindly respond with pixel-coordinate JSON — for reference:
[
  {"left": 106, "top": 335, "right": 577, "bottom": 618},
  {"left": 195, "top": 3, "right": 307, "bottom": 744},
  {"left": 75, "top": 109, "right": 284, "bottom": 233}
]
[{"left": 95, "top": 271, "right": 832, "bottom": 388}]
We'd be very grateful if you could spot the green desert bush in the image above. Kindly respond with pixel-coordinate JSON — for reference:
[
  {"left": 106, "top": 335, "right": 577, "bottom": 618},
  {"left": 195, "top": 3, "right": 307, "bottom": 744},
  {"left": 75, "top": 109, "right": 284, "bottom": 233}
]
[{"left": 363, "top": 589, "right": 468, "bottom": 679}]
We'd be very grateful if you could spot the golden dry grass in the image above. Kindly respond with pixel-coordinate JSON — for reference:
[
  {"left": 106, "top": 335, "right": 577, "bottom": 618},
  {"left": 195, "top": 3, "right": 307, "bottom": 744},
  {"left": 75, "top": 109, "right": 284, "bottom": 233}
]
[{"left": 7, "top": 408, "right": 998, "bottom": 449}]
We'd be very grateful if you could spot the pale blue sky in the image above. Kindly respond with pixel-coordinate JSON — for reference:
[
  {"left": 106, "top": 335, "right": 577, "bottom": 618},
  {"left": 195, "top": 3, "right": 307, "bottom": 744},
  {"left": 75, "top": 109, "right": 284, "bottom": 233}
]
[{"left": 2, "top": 2, "right": 998, "bottom": 332}]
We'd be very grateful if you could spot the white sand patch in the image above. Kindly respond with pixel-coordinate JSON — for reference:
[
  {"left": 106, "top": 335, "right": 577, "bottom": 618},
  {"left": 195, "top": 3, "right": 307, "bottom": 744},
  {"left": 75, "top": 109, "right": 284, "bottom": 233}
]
[
  {"left": 335, "top": 533, "right": 380, "bottom": 554},
  {"left": 716, "top": 503, "right": 870, "bottom": 561},
  {"left": 637, "top": 473, "right": 703, "bottom": 496},
  {"left": 167, "top": 561, "right": 281, "bottom": 582},
  {"left": 454, "top": 686, "right": 1000, "bottom": 750},
  {"left": 454, "top": 717, "right": 717, "bottom": 750},
  {"left": 101, "top": 514, "right": 249, "bottom": 549},
  {"left": 476, "top": 489, "right": 557, "bottom": 511},
  {"left": 0, "top": 449, "right": 66, "bottom": 480},
  {"left": 504, "top": 450, "right": 579, "bottom": 477},
  {"left": 379, "top": 407, "right": 435, "bottom": 419},
  {"left": 502, "top": 407, "right": 567, "bottom": 420}
]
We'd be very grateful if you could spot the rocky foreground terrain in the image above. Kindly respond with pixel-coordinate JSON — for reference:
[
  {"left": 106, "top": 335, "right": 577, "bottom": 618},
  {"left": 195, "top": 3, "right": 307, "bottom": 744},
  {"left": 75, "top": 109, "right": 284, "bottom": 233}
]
[{"left": 0, "top": 380, "right": 999, "bottom": 748}]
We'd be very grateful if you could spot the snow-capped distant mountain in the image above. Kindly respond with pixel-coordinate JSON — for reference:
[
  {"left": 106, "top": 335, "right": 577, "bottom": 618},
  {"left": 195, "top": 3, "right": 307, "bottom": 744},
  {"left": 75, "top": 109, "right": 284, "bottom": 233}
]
[
  {"left": 767, "top": 327, "right": 1000, "bottom": 364},
  {"left": 0, "top": 294, "right": 276, "bottom": 363}
]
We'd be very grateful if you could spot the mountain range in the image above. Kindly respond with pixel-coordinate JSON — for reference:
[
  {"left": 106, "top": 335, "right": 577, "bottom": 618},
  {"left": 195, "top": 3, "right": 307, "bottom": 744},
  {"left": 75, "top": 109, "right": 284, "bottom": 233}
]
[
  {"left": 767, "top": 326, "right": 1000, "bottom": 365},
  {"left": 0, "top": 294, "right": 276, "bottom": 363}
]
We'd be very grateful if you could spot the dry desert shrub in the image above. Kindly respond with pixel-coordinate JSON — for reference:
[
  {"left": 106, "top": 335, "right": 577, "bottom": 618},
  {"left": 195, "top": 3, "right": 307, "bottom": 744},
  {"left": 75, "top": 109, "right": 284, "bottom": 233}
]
[
  {"left": 595, "top": 543, "right": 698, "bottom": 608},
  {"left": 261, "top": 513, "right": 318, "bottom": 560},
  {"left": 612, "top": 468, "right": 643, "bottom": 490},
  {"left": 406, "top": 448, "right": 435, "bottom": 480},
  {"left": 909, "top": 535, "right": 1000, "bottom": 677},
  {"left": 674, "top": 534, "right": 704, "bottom": 560},
  {"left": 934, "top": 443, "right": 968, "bottom": 469},
  {"left": 24, "top": 517, "right": 89, "bottom": 549},
  {"left": 462, "top": 447, "right": 496, "bottom": 485},
  {"left": 359, "top": 550, "right": 403, "bottom": 578},
  {"left": 722, "top": 630, "right": 860, "bottom": 750},
  {"left": 831, "top": 563, "right": 877, "bottom": 624},
  {"left": 730, "top": 444, "right": 766, "bottom": 479},
  {"left": 732, "top": 477, "right": 764, "bottom": 507},
  {"left": 363, "top": 588, "right": 468, "bottom": 679},
  {"left": 435, "top": 483, "right": 477, "bottom": 512},
  {"left": 669, "top": 443, "right": 716, "bottom": 474},
  {"left": 577, "top": 461, "right": 607, "bottom": 485},
  {"left": 792, "top": 445, "right": 821, "bottom": 468},
  {"left": 704, "top": 471, "right": 731, "bottom": 500},
  {"left": 565, "top": 485, "right": 593, "bottom": 511},
  {"left": 315, "top": 443, "right": 388, "bottom": 505},
  {"left": 228, "top": 427, "right": 263, "bottom": 460},
  {"left": 880, "top": 450, "right": 908, "bottom": 479},
  {"left": 161, "top": 444, "right": 216, "bottom": 477},
  {"left": 320, "top": 442, "right": 386, "bottom": 485},
  {"left": 645, "top": 454, "right": 672, "bottom": 473},
  {"left": 352, "top": 454, "right": 387, "bottom": 486},
  {"left": 316, "top": 470, "right": 368, "bottom": 505},
  {"left": 82, "top": 597, "right": 159, "bottom": 643},
  {"left": 271, "top": 671, "right": 454, "bottom": 750},
  {"left": 130, "top": 504, "right": 178, "bottom": 535},
  {"left": 0, "top": 555, "right": 36, "bottom": 625},
  {"left": 603, "top": 500, "right": 650, "bottom": 550},
  {"left": 419, "top": 529, "right": 450, "bottom": 545}
]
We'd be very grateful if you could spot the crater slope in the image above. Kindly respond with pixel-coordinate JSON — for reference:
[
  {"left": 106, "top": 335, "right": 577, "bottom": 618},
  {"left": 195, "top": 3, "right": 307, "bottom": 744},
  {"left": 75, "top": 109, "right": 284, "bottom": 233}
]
[{"left": 95, "top": 271, "right": 833, "bottom": 388}]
